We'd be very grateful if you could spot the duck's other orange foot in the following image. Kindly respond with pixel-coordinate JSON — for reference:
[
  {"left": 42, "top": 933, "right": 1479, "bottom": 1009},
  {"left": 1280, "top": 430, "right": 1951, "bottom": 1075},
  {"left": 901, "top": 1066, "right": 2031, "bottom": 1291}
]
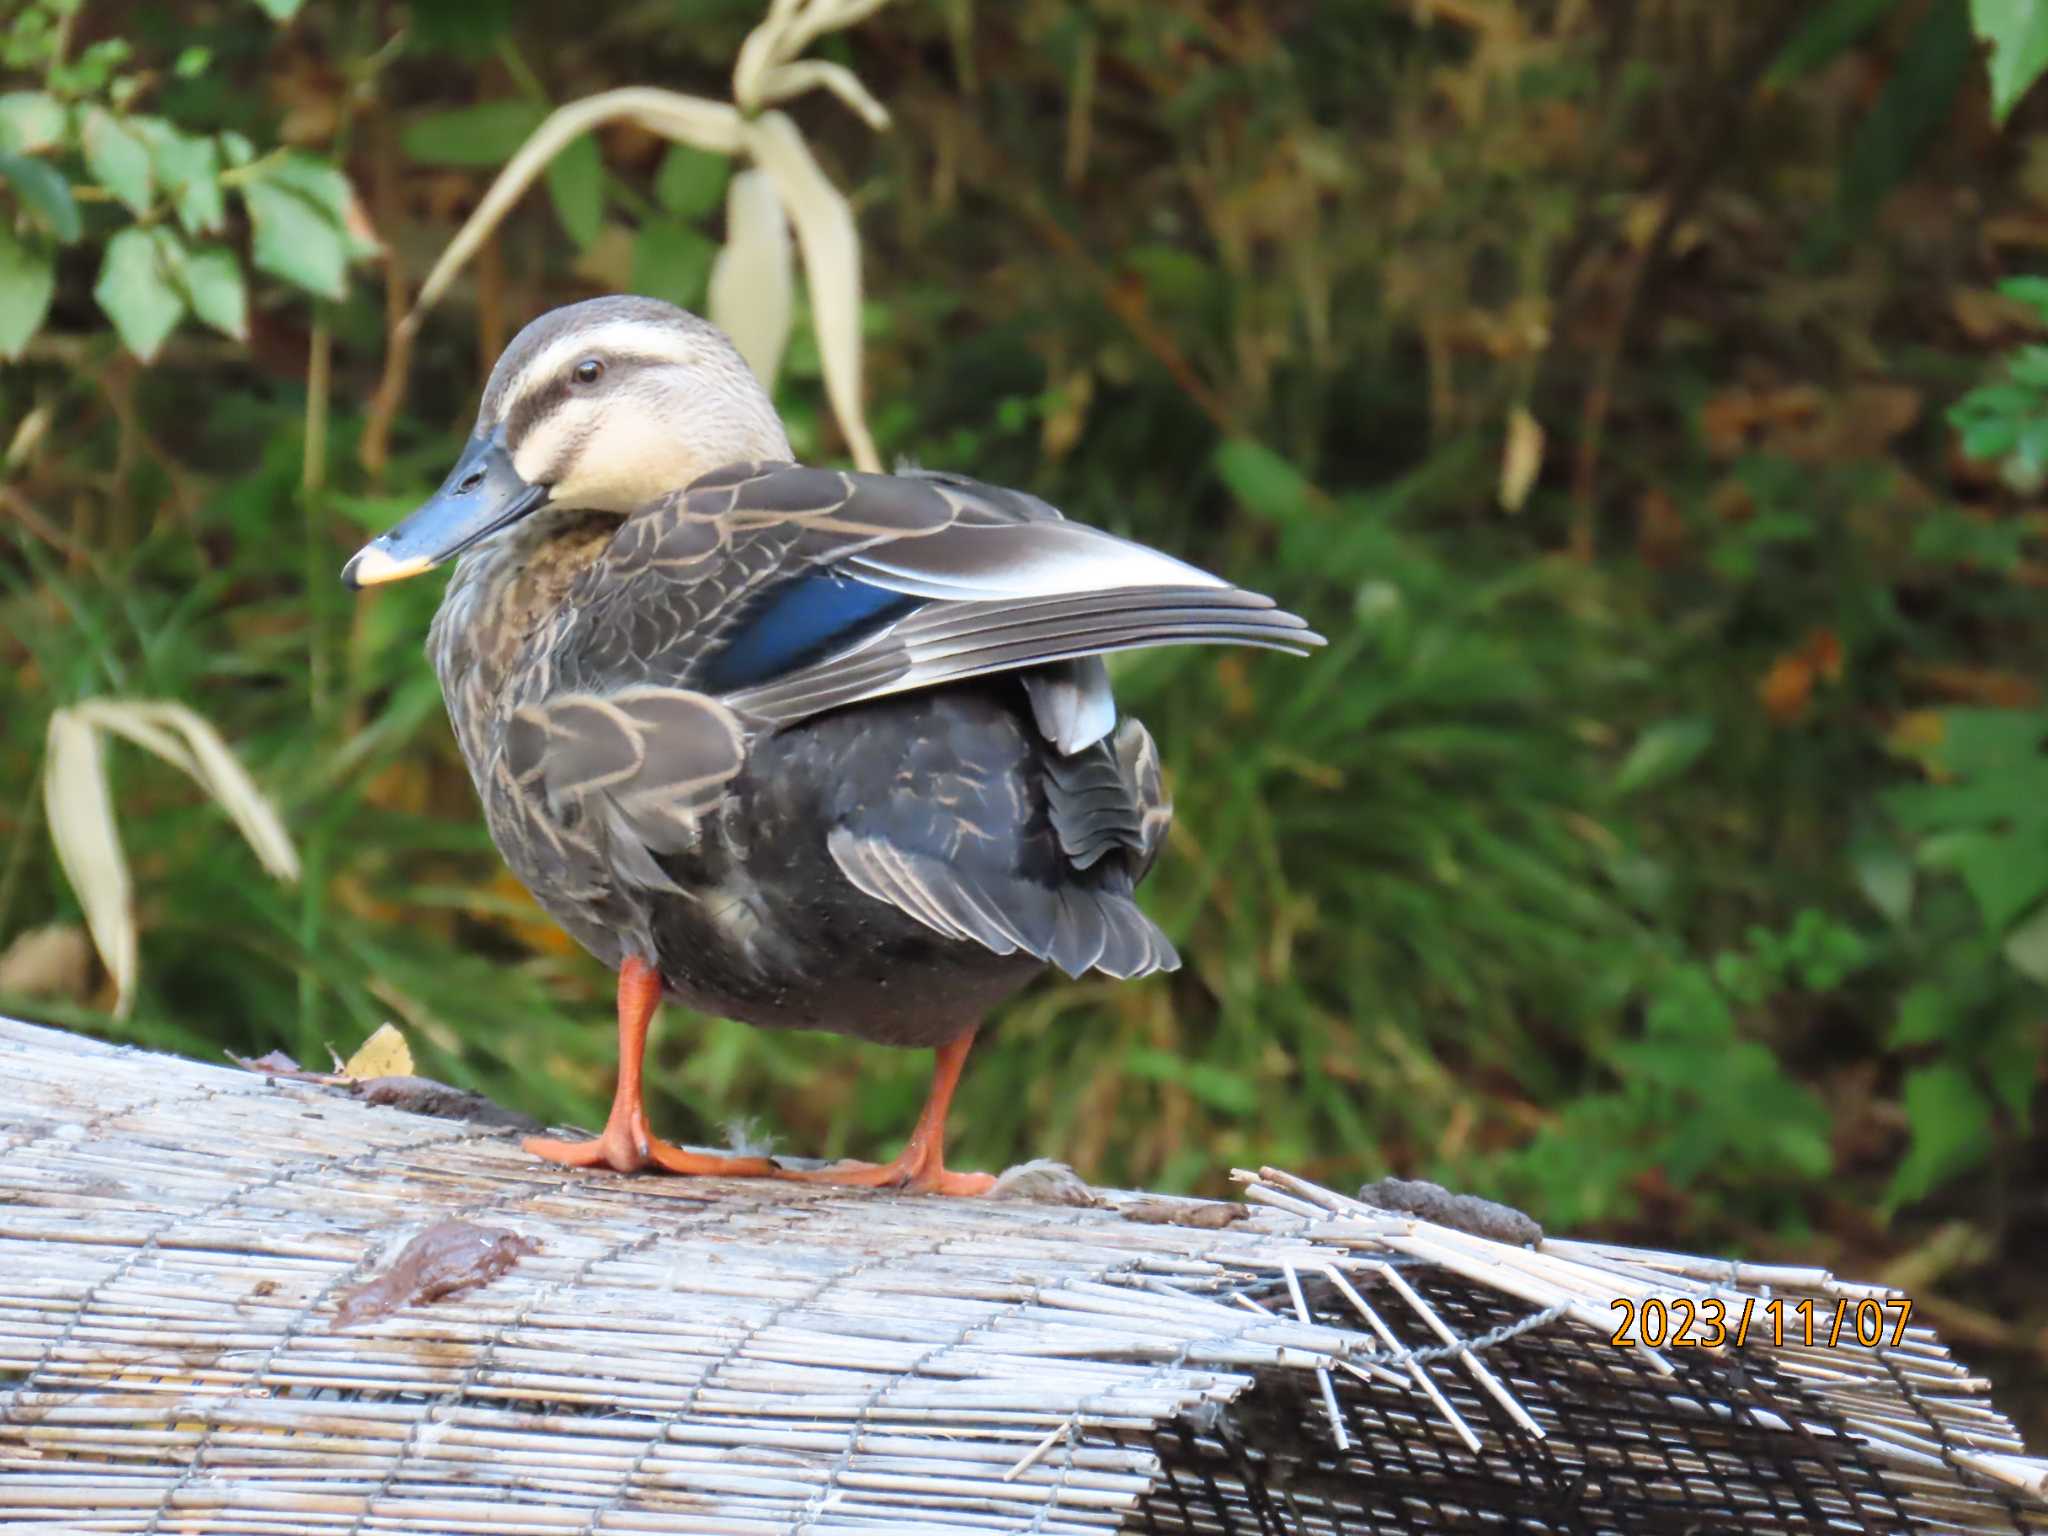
[
  {"left": 776, "top": 1152, "right": 996, "bottom": 1197},
  {"left": 773, "top": 1027, "right": 994, "bottom": 1196}
]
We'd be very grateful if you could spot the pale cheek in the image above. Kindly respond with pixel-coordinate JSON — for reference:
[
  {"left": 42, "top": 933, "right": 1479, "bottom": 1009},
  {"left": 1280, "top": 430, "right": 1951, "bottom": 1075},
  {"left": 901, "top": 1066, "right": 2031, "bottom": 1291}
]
[
  {"left": 511, "top": 413, "right": 578, "bottom": 488},
  {"left": 554, "top": 412, "right": 691, "bottom": 510}
]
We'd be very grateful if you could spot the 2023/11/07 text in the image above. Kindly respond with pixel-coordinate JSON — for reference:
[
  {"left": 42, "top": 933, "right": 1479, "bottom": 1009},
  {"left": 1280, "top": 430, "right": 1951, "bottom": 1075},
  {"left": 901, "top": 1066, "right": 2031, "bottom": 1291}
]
[{"left": 1609, "top": 1295, "right": 1915, "bottom": 1350}]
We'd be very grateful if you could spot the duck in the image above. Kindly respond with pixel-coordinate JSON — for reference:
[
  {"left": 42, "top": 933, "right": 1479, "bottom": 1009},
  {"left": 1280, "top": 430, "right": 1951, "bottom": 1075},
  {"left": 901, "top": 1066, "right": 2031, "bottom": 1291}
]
[{"left": 343, "top": 296, "right": 1322, "bottom": 1195}]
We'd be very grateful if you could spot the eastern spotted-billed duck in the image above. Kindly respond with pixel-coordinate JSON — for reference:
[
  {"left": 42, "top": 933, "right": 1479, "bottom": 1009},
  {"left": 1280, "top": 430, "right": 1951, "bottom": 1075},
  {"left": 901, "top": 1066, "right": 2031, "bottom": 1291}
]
[{"left": 343, "top": 297, "right": 1321, "bottom": 1194}]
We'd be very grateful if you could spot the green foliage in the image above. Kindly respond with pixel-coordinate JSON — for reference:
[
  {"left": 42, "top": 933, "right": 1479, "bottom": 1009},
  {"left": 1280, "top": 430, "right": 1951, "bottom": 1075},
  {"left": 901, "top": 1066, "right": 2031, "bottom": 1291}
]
[
  {"left": 1973, "top": 0, "right": 2048, "bottom": 119},
  {"left": 0, "top": 6, "right": 367, "bottom": 360},
  {"left": 403, "top": 101, "right": 550, "bottom": 167},
  {"left": 1510, "top": 923, "right": 1850, "bottom": 1228},
  {"left": 1950, "top": 279, "right": 2048, "bottom": 489},
  {"left": 655, "top": 145, "right": 731, "bottom": 219}
]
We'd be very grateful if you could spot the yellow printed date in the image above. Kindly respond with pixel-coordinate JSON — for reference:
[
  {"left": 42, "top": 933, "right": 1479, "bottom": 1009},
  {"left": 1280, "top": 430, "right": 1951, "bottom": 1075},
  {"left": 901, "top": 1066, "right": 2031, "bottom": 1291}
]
[{"left": 1608, "top": 1295, "right": 1914, "bottom": 1350}]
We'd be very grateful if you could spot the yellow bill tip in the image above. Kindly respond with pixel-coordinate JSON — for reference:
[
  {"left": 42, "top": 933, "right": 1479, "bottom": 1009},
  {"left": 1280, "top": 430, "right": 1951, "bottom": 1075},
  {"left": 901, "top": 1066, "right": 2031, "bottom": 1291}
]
[{"left": 341, "top": 544, "right": 434, "bottom": 589}]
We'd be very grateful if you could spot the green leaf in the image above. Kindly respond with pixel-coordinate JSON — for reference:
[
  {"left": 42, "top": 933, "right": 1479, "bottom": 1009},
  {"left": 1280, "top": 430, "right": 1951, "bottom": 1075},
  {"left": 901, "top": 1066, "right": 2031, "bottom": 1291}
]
[
  {"left": 252, "top": 0, "right": 307, "bottom": 19},
  {"left": 258, "top": 152, "right": 373, "bottom": 253},
  {"left": 0, "top": 152, "right": 79, "bottom": 242},
  {"left": 1823, "top": 0, "right": 1972, "bottom": 254},
  {"left": 80, "top": 106, "right": 153, "bottom": 215},
  {"left": 1611, "top": 716, "right": 1714, "bottom": 796},
  {"left": 172, "top": 243, "right": 248, "bottom": 340},
  {"left": 1889, "top": 1064, "right": 1994, "bottom": 1206},
  {"left": 1769, "top": 0, "right": 1905, "bottom": 85},
  {"left": 1998, "top": 273, "right": 2048, "bottom": 322},
  {"left": 0, "top": 221, "right": 55, "bottom": 359},
  {"left": 545, "top": 133, "right": 604, "bottom": 249},
  {"left": 632, "top": 218, "right": 716, "bottom": 309},
  {"left": 1214, "top": 439, "right": 1313, "bottom": 525},
  {"left": 1972, "top": 0, "right": 2048, "bottom": 120},
  {"left": 94, "top": 225, "right": 186, "bottom": 360},
  {"left": 244, "top": 179, "right": 347, "bottom": 298},
  {"left": 1924, "top": 707, "right": 2048, "bottom": 777},
  {"left": 237, "top": 154, "right": 364, "bottom": 298},
  {"left": 1888, "top": 984, "right": 1954, "bottom": 1046},
  {"left": 151, "top": 128, "right": 223, "bottom": 236},
  {"left": 402, "top": 100, "right": 547, "bottom": 168},
  {"left": 654, "top": 143, "right": 730, "bottom": 218},
  {"left": 2001, "top": 900, "right": 2048, "bottom": 981},
  {"left": 1850, "top": 830, "right": 1915, "bottom": 923},
  {"left": 0, "top": 91, "right": 66, "bottom": 155},
  {"left": 1950, "top": 828, "right": 2048, "bottom": 932}
]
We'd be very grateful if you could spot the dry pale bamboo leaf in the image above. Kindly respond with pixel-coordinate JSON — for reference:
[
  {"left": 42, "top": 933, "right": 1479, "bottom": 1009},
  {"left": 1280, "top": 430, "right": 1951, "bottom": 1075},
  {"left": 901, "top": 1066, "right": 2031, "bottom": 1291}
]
[
  {"left": 76, "top": 699, "right": 202, "bottom": 778},
  {"left": 732, "top": 0, "right": 807, "bottom": 109},
  {"left": 709, "top": 170, "right": 795, "bottom": 390},
  {"left": 745, "top": 110, "right": 880, "bottom": 471},
  {"left": 43, "top": 700, "right": 299, "bottom": 1018},
  {"left": 342, "top": 1022, "right": 415, "bottom": 1081},
  {"left": 1499, "top": 405, "right": 1545, "bottom": 513},
  {"left": 152, "top": 703, "right": 302, "bottom": 881},
  {"left": 82, "top": 701, "right": 300, "bottom": 882},
  {"left": 753, "top": 60, "right": 891, "bottom": 128},
  {"left": 42, "top": 709, "right": 136, "bottom": 1017},
  {"left": 776, "top": 0, "right": 894, "bottom": 69},
  {"left": 409, "top": 89, "right": 744, "bottom": 327}
]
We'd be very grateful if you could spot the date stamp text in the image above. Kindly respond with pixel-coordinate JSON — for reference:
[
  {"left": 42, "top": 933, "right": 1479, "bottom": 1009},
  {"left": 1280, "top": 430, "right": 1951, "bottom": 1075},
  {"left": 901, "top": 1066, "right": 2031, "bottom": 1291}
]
[{"left": 1609, "top": 1295, "right": 1914, "bottom": 1350}]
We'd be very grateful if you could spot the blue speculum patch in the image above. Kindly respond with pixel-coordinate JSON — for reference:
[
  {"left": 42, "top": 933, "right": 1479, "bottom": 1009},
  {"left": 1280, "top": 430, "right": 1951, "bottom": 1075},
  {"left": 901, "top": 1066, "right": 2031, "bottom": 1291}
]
[{"left": 702, "top": 569, "right": 925, "bottom": 690}]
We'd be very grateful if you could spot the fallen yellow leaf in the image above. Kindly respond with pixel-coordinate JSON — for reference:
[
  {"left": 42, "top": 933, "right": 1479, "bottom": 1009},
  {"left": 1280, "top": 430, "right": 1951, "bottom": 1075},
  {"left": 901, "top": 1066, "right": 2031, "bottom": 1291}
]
[{"left": 343, "top": 1023, "right": 414, "bottom": 1081}]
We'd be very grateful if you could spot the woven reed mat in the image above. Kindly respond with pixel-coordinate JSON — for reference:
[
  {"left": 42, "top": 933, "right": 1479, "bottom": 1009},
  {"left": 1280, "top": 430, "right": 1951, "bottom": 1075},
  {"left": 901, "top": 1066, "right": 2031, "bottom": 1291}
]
[{"left": 0, "top": 1015, "right": 2042, "bottom": 1535}]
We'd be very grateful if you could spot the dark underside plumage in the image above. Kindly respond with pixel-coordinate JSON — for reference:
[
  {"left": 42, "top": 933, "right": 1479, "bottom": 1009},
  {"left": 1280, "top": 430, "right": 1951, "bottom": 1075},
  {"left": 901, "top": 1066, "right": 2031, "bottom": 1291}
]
[{"left": 428, "top": 461, "right": 1318, "bottom": 1048}]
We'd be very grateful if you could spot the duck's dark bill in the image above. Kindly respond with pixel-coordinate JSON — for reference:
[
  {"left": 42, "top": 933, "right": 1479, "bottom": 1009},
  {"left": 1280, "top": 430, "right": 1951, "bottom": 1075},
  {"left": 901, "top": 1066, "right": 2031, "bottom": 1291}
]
[{"left": 342, "top": 431, "right": 550, "bottom": 588}]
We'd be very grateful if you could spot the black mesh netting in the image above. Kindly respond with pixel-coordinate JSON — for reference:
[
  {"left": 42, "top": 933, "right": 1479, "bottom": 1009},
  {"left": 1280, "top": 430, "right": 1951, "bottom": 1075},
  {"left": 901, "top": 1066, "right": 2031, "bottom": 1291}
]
[{"left": 1108, "top": 1270, "right": 2041, "bottom": 1536}]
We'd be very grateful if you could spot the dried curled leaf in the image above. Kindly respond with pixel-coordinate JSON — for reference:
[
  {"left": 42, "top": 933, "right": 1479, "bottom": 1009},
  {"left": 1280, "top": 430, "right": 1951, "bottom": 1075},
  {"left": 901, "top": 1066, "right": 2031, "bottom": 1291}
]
[
  {"left": 42, "top": 712, "right": 133, "bottom": 1015},
  {"left": 708, "top": 169, "right": 794, "bottom": 390},
  {"left": 400, "top": 2, "right": 894, "bottom": 474},
  {"left": 743, "top": 110, "right": 879, "bottom": 470},
  {"left": 409, "top": 88, "right": 744, "bottom": 325},
  {"left": 43, "top": 700, "right": 299, "bottom": 1017}
]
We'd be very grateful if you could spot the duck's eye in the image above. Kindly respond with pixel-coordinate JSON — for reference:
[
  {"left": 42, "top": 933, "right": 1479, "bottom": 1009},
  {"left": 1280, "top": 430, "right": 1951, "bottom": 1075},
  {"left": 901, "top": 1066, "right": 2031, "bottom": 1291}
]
[{"left": 571, "top": 358, "right": 605, "bottom": 385}]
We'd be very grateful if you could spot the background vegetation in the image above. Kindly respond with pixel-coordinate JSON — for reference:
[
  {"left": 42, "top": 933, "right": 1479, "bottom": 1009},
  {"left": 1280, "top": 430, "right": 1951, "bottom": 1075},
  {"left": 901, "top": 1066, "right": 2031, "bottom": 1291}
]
[{"left": 3, "top": 0, "right": 2045, "bottom": 1437}]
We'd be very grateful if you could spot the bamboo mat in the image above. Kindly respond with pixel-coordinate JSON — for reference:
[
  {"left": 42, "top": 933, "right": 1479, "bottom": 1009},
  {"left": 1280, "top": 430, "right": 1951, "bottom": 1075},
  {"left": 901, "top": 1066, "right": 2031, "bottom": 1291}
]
[{"left": 0, "top": 1015, "right": 2040, "bottom": 1535}]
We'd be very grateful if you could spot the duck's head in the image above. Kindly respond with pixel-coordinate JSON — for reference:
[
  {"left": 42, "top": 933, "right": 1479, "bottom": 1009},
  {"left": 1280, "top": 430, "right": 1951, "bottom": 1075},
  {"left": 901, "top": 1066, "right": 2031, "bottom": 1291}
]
[{"left": 343, "top": 296, "right": 790, "bottom": 588}]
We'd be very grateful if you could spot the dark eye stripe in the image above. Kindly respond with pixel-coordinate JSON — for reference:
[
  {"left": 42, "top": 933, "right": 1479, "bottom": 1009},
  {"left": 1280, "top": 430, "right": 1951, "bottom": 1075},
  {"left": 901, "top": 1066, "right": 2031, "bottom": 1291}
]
[
  {"left": 499, "top": 350, "right": 669, "bottom": 447},
  {"left": 503, "top": 377, "right": 572, "bottom": 448}
]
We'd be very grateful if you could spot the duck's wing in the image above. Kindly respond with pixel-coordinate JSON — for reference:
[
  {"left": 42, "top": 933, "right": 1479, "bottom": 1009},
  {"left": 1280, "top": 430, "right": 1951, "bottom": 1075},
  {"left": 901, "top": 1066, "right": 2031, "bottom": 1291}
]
[
  {"left": 651, "top": 462, "right": 1322, "bottom": 732},
  {"left": 507, "top": 460, "right": 1315, "bottom": 871}
]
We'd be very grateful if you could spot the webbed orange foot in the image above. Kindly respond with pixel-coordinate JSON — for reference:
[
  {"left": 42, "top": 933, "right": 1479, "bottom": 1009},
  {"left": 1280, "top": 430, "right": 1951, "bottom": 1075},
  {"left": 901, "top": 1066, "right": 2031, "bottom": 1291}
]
[
  {"left": 774, "top": 1028, "right": 993, "bottom": 1196},
  {"left": 778, "top": 1154, "right": 996, "bottom": 1197}
]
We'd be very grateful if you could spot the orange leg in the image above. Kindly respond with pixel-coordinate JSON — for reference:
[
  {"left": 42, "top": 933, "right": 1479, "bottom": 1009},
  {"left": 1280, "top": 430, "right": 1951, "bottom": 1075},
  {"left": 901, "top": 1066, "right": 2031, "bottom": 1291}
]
[
  {"left": 524, "top": 955, "right": 777, "bottom": 1178},
  {"left": 776, "top": 1029, "right": 995, "bottom": 1197}
]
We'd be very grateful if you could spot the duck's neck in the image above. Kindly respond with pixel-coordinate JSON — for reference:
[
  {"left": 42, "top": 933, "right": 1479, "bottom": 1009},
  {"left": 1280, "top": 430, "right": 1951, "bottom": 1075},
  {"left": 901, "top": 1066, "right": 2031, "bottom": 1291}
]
[{"left": 427, "top": 509, "right": 621, "bottom": 756}]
